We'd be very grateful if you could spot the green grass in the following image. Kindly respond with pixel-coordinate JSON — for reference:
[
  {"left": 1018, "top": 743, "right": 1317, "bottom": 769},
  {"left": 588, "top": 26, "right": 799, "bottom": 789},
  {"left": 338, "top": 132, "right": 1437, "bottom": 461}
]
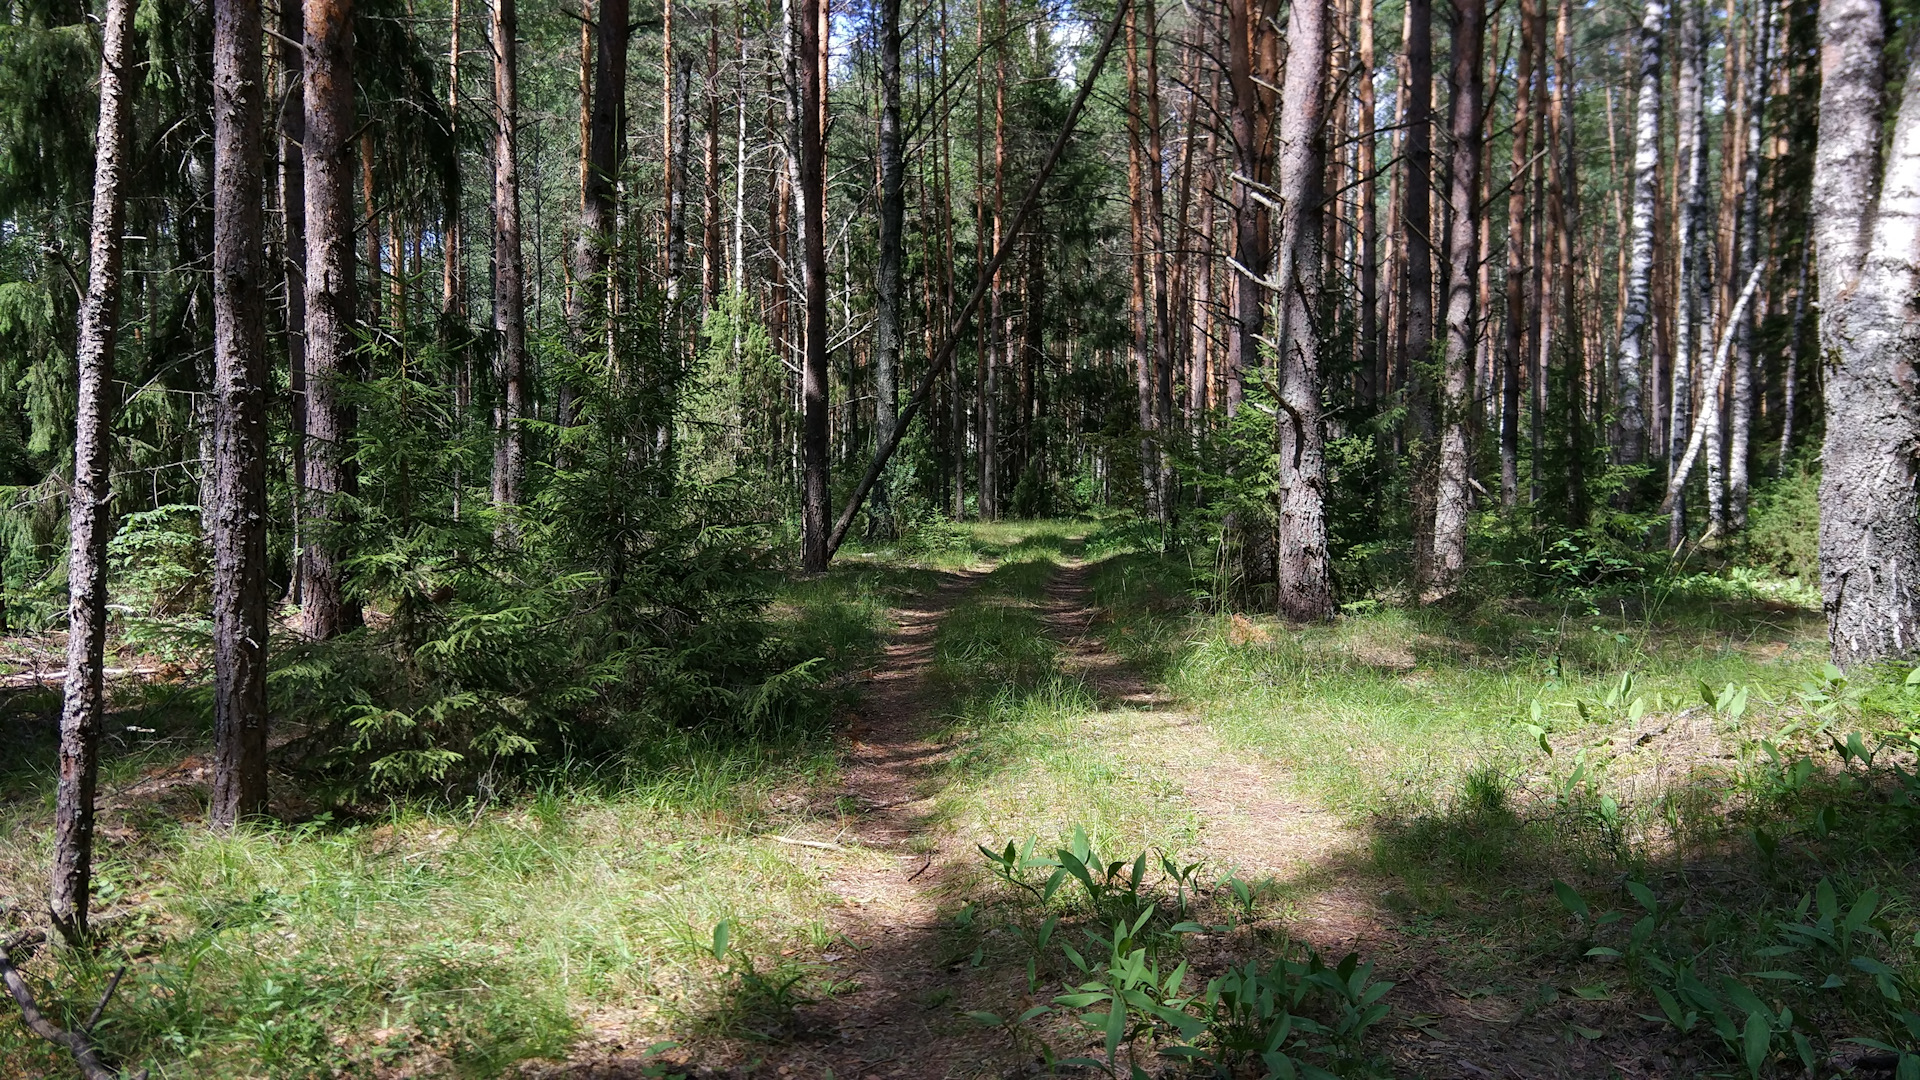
[
  {"left": 0, "top": 557, "right": 923, "bottom": 1078},
  {"left": 1078, "top": 525, "right": 1920, "bottom": 1074}
]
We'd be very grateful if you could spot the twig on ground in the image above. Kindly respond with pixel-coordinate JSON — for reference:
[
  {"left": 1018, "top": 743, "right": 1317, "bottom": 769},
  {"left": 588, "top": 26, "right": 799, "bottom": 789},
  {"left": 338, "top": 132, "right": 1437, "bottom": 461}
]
[
  {"left": 0, "top": 929, "right": 148, "bottom": 1080},
  {"left": 766, "top": 834, "right": 847, "bottom": 852}
]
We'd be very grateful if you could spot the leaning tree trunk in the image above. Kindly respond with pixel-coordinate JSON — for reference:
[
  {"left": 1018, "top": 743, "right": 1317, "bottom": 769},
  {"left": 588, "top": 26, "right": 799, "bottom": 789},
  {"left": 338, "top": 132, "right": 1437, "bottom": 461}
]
[
  {"left": 1271, "top": 0, "right": 1332, "bottom": 621},
  {"left": 1813, "top": 0, "right": 1920, "bottom": 666},
  {"left": 1425, "top": 0, "right": 1484, "bottom": 602},
  {"left": 300, "top": 0, "right": 361, "bottom": 639},
  {"left": 51, "top": 0, "right": 136, "bottom": 941},
  {"left": 797, "top": 0, "right": 830, "bottom": 570},
  {"left": 490, "top": 0, "right": 528, "bottom": 526},
  {"left": 867, "top": 0, "right": 905, "bottom": 540},
  {"left": 1615, "top": 0, "right": 1665, "bottom": 473},
  {"left": 210, "top": 0, "right": 270, "bottom": 827}
]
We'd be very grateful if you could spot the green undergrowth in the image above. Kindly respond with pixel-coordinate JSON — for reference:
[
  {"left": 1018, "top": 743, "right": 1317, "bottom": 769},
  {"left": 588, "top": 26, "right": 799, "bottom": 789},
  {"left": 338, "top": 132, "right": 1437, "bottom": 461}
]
[
  {"left": 0, "top": 560, "right": 916, "bottom": 1077},
  {"left": 961, "top": 828, "right": 1395, "bottom": 1078},
  {"left": 1076, "top": 524, "right": 1920, "bottom": 1075}
]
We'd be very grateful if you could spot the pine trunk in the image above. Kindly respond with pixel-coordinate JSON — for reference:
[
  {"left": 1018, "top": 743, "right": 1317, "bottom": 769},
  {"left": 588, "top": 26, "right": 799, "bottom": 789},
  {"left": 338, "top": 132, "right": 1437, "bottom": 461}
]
[
  {"left": 210, "top": 0, "right": 271, "bottom": 826},
  {"left": 1426, "top": 0, "right": 1484, "bottom": 601},
  {"left": 868, "top": 0, "right": 904, "bottom": 539},
  {"left": 52, "top": 0, "right": 136, "bottom": 938},
  {"left": 797, "top": 0, "right": 830, "bottom": 570},
  {"left": 1272, "top": 0, "right": 1332, "bottom": 621},
  {"left": 300, "top": 0, "right": 362, "bottom": 637},
  {"left": 490, "top": 0, "right": 528, "bottom": 525}
]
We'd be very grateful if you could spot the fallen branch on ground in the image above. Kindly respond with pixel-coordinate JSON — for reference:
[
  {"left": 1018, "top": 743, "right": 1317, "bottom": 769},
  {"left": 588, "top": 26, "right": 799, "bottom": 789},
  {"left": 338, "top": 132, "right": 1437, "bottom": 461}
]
[
  {"left": 766, "top": 835, "right": 847, "bottom": 852},
  {"left": 0, "top": 929, "right": 148, "bottom": 1080}
]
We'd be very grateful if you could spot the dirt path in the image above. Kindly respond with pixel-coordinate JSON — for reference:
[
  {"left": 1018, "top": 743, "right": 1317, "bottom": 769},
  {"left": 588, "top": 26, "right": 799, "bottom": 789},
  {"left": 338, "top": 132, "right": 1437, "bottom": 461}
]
[{"left": 1033, "top": 556, "right": 1373, "bottom": 946}]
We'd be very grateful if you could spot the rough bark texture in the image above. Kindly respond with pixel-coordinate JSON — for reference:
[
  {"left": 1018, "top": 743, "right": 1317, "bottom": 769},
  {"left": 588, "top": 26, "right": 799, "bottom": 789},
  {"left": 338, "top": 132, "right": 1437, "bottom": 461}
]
[
  {"left": 301, "top": 0, "right": 361, "bottom": 639},
  {"left": 1426, "top": 0, "right": 1483, "bottom": 601},
  {"left": 52, "top": 0, "right": 136, "bottom": 938},
  {"left": 210, "top": 0, "right": 271, "bottom": 826},
  {"left": 1814, "top": 0, "right": 1920, "bottom": 665},
  {"left": 490, "top": 0, "right": 528, "bottom": 524},
  {"left": 279, "top": 0, "right": 308, "bottom": 604},
  {"left": 1615, "top": 0, "right": 1664, "bottom": 469},
  {"left": 798, "top": 0, "right": 830, "bottom": 570},
  {"left": 868, "top": 0, "right": 904, "bottom": 540},
  {"left": 1271, "top": 0, "right": 1332, "bottom": 621}
]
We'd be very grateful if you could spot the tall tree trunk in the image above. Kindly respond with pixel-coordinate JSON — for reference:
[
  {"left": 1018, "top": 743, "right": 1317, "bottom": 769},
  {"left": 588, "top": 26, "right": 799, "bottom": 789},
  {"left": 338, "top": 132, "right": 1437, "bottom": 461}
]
[
  {"left": 210, "top": 0, "right": 270, "bottom": 826},
  {"left": 1272, "top": 0, "right": 1332, "bottom": 620},
  {"left": 1126, "top": 1, "right": 1159, "bottom": 517},
  {"left": 566, "top": 0, "right": 628, "bottom": 432},
  {"left": 278, "top": 0, "right": 307, "bottom": 606},
  {"left": 665, "top": 53, "right": 693, "bottom": 307},
  {"left": 702, "top": 15, "right": 722, "bottom": 309},
  {"left": 797, "top": 0, "right": 830, "bottom": 570},
  {"left": 490, "top": 0, "right": 528, "bottom": 523},
  {"left": 51, "top": 0, "right": 135, "bottom": 940},
  {"left": 1224, "top": 0, "right": 1273, "bottom": 416},
  {"left": 1729, "top": 0, "right": 1770, "bottom": 529},
  {"left": 1141, "top": 0, "right": 1174, "bottom": 515},
  {"left": 1501, "top": 0, "right": 1535, "bottom": 509},
  {"left": 1426, "top": 0, "right": 1484, "bottom": 601},
  {"left": 1554, "top": 0, "right": 1586, "bottom": 525},
  {"left": 1779, "top": 237, "right": 1807, "bottom": 471},
  {"left": 1669, "top": 0, "right": 1705, "bottom": 546},
  {"left": 1813, "top": 0, "right": 1920, "bottom": 665},
  {"left": 867, "top": 0, "right": 904, "bottom": 539},
  {"left": 301, "top": 0, "right": 362, "bottom": 638},
  {"left": 1357, "top": 0, "right": 1378, "bottom": 411},
  {"left": 1403, "top": 0, "right": 1436, "bottom": 580},
  {"left": 1615, "top": 0, "right": 1665, "bottom": 473}
]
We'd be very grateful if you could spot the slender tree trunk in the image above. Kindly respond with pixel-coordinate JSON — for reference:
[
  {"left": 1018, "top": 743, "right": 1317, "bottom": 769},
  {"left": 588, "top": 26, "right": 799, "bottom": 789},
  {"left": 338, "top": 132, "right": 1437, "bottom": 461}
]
[
  {"left": 797, "top": 0, "right": 830, "bottom": 570},
  {"left": 1357, "top": 0, "right": 1378, "bottom": 411},
  {"left": 1141, "top": 0, "right": 1174, "bottom": 515},
  {"left": 1813, "top": 0, "right": 1920, "bottom": 665},
  {"left": 1501, "top": 0, "right": 1535, "bottom": 509},
  {"left": 51, "top": 0, "right": 136, "bottom": 940},
  {"left": 702, "top": 15, "right": 722, "bottom": 309},
  {"left": 1555, "top": 0, "right": 1586, "bottom": 525},
  {"left": 1426, "top": 0, "right": 1484, "bottom": 601},
  {"left": 301, "top": 0, "right": 362, "bottom": 638},
  {"left": 210, "top": 0, "right": 270, "bottom": 826},
  {"left": 1272, "top": 0, "right": 1332, "bottom": 621},
  {"left": 1403, "top": 0, "right": 1436, "bottom": 580},
  {"left": 665, "top": 53, "right": 693, "bottom": 307},
  {"left": 566, "top": 0, "right": 627, "bottom": 433},
  {"left": 1224, "top": 0, "right": 1272, "bottom": 416},
  {"left": 1126, "top": 1, "right": 1159, "bottom": 517},
  {"left": 867, "top": 0, "right": 904, "bottom": 539},
  {"left": 1779, "top": 238, "right": 1807, "bottom": 471},
  {"left": 1615, "top": 0, "right": 1665, "bottom": 472},
  {"left": 1669, "top": 0, "right": 1705, "bottom": 546},
  {"left": 278, "top": 0, "right": 307, "bottom": 607},
  {"left": 489, "top": 0, "right": 527, "bottom": 525},
  {"left": 1729, "top": 0, "right": 1770, "bottom": 528},
  {"left": 361, "top": 132, "right": 380, "bottom": 328}
]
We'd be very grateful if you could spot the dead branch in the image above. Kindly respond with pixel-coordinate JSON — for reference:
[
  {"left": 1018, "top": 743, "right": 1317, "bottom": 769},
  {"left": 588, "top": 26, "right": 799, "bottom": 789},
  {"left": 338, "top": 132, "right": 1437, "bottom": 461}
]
[{"left": 0, "top": 930, "right": 148, "bottom": 1080}]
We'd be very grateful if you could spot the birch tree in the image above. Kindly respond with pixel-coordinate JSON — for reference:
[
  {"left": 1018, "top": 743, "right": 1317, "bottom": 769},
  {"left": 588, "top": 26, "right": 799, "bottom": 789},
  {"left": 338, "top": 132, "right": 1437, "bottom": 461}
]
[
  {"left": 1813, "top": 0, "right": 1920, "bottom": 665},
  {"left": 1615, "top": 0, "right": 1664, "bottom": 471}
]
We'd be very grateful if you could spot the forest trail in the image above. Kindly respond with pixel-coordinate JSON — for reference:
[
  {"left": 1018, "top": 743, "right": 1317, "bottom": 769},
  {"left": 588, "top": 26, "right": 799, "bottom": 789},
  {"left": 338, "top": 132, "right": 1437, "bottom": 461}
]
[{"left": 1032, "top": 554, "right": 1376, "bottom": 947}]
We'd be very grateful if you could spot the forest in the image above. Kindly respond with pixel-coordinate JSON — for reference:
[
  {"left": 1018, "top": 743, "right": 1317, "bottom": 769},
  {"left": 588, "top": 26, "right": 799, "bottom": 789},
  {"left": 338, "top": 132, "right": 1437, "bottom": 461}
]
[{"left": 3, "top": 0, "right": 1920, "bottom": 1070}]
